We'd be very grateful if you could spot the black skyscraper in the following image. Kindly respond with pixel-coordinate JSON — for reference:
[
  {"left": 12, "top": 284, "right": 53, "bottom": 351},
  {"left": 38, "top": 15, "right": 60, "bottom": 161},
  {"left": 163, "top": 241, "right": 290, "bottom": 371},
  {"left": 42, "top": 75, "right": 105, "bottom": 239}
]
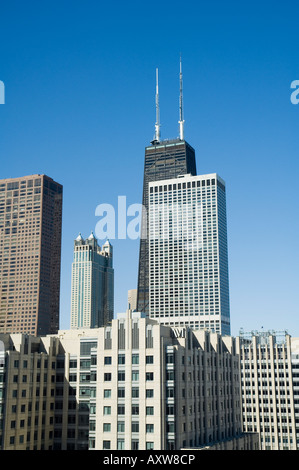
[{"left": 137, "top": 138, "right": 197, "bottom": 314}]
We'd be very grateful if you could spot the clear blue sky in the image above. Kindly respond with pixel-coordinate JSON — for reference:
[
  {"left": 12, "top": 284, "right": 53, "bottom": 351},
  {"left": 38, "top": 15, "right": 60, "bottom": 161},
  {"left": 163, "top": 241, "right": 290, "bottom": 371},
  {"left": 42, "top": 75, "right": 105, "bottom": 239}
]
[{"left": 0, "top": 1, "right": 298, "bottom": 337}]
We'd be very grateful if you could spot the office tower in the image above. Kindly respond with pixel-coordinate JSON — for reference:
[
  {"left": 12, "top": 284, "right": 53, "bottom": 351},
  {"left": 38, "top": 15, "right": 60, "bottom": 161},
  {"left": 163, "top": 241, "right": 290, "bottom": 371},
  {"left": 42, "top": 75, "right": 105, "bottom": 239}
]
[
  {"left": 148, "top": 173, "right": 230, "bottom": 336},
  {"left": 48, "top": 310, "right": 258, "bottom": 451},
  {"left": 0, "top": 333, "right": 59, "bottom": 450},
  {"left": 0, "top": 174, "right": 63, "bottom": 336},
  {"left": 236, "top": 330, "right": 299, "bottom": 450},
  {"left": 137, "top": 65, "right": 197, "bottom": 315},
  {"left": 70, "top": 233, "right": 114, "bottom": 329},
  {"left": 128, "top": 289, "right": 137, "bottom": 311}
]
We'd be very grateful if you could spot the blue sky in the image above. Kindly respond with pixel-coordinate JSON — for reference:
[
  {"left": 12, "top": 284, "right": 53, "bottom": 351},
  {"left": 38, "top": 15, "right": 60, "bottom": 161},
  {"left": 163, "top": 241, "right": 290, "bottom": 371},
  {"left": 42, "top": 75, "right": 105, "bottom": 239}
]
[{"left": 0, "top": 1, "right": 298, "bottom": 337}]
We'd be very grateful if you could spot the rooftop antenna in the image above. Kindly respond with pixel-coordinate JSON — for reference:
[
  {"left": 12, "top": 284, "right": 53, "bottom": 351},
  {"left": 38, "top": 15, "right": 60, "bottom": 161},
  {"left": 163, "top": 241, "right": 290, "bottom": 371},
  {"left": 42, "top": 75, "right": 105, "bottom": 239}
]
[
  {"left": 178, "top": 55, "right": 185, "bottom": 140},
  {"left": 152, "top": 68, "right": 161, "bottom": 144}
]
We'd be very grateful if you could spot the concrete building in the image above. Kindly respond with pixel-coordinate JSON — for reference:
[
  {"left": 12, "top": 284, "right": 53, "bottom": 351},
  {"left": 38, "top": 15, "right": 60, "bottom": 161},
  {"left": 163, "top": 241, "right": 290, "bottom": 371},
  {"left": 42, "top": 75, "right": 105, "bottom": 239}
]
[
  {"left": 148, "top": 173, "right": 230, "bottom": 336},
  {"left": 70, "top": 233, "right": 114, "bottom": 329},
  {"left": 236, "top": 330, "right": 299, "bottom": 450},
  {"left": 0, "top": 333, "right": 59, "bottom": 450},
  {"left": 0, "top": 174, "right": 63, "bottom": 336},
  {"left": 0, "top": 313, "right": 260, "bottom": 451},
  {"left": 52, "top": 311, "right": 244, "bottom": 450}
]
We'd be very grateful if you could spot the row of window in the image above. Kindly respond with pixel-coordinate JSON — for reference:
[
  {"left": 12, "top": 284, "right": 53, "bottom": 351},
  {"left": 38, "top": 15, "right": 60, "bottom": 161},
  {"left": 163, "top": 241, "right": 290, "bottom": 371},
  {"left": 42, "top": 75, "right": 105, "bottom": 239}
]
[
  {"left": 103, "top": 405, "right": 154, "bottom": 416},
  {"left": 100, "top": 422, "right": 155, "bottom": 433}
]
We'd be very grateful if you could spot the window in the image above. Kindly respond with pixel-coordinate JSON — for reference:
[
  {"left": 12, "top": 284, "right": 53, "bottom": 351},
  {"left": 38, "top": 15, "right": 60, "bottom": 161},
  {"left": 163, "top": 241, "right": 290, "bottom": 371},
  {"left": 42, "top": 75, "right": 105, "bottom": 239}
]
[
  {"left": 118, "top": 354, "right": 125, "bottom": 365},
  {"left": 118, "top": 371, "right": 125, "bottom": 381},
  {"left": 132, "top": 387, "right": 139, "bottom": 398},
  {"left": 103, "top": 441, "right": 111, "bottom": 450},
  {"left": 132, "top": 354, "right": 139, "bottom": 364},
  {"left": 146, "top": 424, "right": 154, "bottom": 433},
  {"left": 104, "top": 389, "right": 111, "bottom": 398},
  {"left": 118, "top": 405, "right": 125, "bottom": 415},
  {"left": 132, "top": 405, "right": 139, "bottom": 415},
  {"left": 103, "top": 406, "right": 111, "bottom": 415},
  {"left": 132, "top": 371, "right": 139, "bottom": 381},
  {"left": 103, "top": 423, "right": 111, "bottom": 432},
  {"left": 131, "top": 422, "right": 139, "bottom": 433},
  {"left": 146, "top": 389, "right": 154, "bottom": 398},
  {"left": 131, "top": 440, "right": 139, "bottom": 450},
  {"left": 117, "top": 439, "right": 125, "bottom": 450},
  {"left": 146, "top": 356, "right": 154, "bottom": 364},
  {"left": 118, "top": 388, "right": 125, "bottom": 398},
  {"left": 104, "top": 373, "right": 112, "bottom": 381},
  {"left": 117, "top": 421, "right": 125, "bottom": 432},
  {"left": 104, "top": 356, "right": 112, "bottom": 365},
  {"left": 146, "top": 372, "right": 154, "bottom": 381},
  {"left": 146, "top": 407, "right": 154, "bottom": 416},
  {"left": 146, "top": 442, "right": 154, "bottom": 450}
]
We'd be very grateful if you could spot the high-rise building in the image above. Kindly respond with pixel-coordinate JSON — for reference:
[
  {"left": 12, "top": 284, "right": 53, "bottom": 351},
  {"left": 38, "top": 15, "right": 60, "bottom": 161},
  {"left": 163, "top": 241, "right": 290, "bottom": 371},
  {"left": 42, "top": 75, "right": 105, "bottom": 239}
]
[
  {"left": 0, "top": 333, "right": 59, "bottom": 450},
  {"left": 0, "top": 315, "right": 259, "bottom": 451},
  {"left": 148, "top": 173, "right": 230, "bottom": 336},
  {"left": 237, "top": 330, "right": 299, "bottom": 450},
  {"left": 0, "top": 174, "right": 63, "bottom": 336},
  {"left": 48, "top": 310, "right": 257, "bottom": 451},
  {"left": 70, "top": 233, "right": 114, "bottom": 329},
  {"left": 137, "top": 64, "right": 197, "bottom": 315}
]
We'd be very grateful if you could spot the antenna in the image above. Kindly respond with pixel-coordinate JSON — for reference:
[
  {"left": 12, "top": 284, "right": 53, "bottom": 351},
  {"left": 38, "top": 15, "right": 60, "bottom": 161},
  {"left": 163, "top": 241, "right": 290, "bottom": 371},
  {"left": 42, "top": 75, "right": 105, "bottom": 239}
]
[
  {"left": 178, "top": 55, "right": 185, "bottom": 140},
  {"left": 154, "top": 68, "right": 161, "bottom": 143}
]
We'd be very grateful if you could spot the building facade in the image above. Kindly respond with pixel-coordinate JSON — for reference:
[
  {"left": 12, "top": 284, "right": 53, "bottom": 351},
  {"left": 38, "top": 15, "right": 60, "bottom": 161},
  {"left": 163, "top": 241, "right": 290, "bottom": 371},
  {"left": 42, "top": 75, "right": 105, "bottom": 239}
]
[
  {"left": 0, "top": 314, "right": 261, "bottom": 451},
  {"left": 148, "top": 173, "right": 230, "bottom": 336},
  {"left": 236, "top": 330, "right": 299, "bottom": 450},
  {"left": 70, "top": 233, "right": 114, "bottom": 329},
  {"left": 52, "top": 311, "right": 242, "bottom": 450},
  {"left": 128, "top": 289, "right": 137, "bottom": 311},
  {"left": 0, "top": 333, "right": 59, "bottom": 450},
  {"left": 0, "top": 174, "right": 63, "bottom": 336},
  {"left": 137, "top": 139, "right": 197, "bottom": 316}
]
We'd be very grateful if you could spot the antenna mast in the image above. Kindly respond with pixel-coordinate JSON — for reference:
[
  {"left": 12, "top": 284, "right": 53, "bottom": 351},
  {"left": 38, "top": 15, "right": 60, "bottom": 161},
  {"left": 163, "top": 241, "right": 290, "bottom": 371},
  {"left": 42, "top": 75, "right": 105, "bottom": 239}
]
[
  {"left": 154, "top": 68, "right": 160, "bottom": 143},
  {"left": 178, "top": 56, "right": 185, "bottom": 140}
]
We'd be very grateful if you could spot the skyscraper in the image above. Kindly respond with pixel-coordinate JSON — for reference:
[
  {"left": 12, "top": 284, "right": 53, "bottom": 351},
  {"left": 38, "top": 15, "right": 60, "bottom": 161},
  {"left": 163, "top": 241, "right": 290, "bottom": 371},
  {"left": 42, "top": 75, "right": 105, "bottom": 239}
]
[
  {"left": 137, "top": 64, "right": 197, "bottom": 315},
  {"left": 70, "top": 233, "right": 114, "bottom": 329},
  {"left": 148, "top": 173, "right": 231, "bottom": 336},
  {"left": 0, "top": 174, "right": 63, "bottom": 336}
]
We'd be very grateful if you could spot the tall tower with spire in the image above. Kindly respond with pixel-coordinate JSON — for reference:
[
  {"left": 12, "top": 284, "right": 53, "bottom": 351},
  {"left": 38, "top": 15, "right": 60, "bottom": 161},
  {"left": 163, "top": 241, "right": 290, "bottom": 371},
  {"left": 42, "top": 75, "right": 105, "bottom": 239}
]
[
  {"left": 137, "top": 60, "right": 197, "bottom": 315},
  {"left": 70, "top": 232, "right": 114, "bottom": 328}
]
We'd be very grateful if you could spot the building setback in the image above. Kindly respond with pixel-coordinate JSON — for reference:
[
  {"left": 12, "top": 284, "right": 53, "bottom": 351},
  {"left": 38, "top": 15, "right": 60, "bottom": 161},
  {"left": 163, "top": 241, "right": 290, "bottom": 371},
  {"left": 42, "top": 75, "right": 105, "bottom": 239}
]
[
  {"left": 148, "top": 173, "right": 230, "bottom": 336},
  {"left": 70, "top": 233, "right": 114, "bottom": 329},
  {"left": 0, "top": 174, "right": 63, "bottom": 336}
]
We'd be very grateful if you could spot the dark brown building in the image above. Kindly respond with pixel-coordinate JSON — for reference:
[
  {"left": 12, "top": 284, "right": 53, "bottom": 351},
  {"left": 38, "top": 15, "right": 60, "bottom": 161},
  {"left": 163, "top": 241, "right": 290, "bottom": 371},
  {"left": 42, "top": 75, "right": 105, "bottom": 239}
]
[{"left": 0, "top": 174, "right": 63, "bottom": 335}]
